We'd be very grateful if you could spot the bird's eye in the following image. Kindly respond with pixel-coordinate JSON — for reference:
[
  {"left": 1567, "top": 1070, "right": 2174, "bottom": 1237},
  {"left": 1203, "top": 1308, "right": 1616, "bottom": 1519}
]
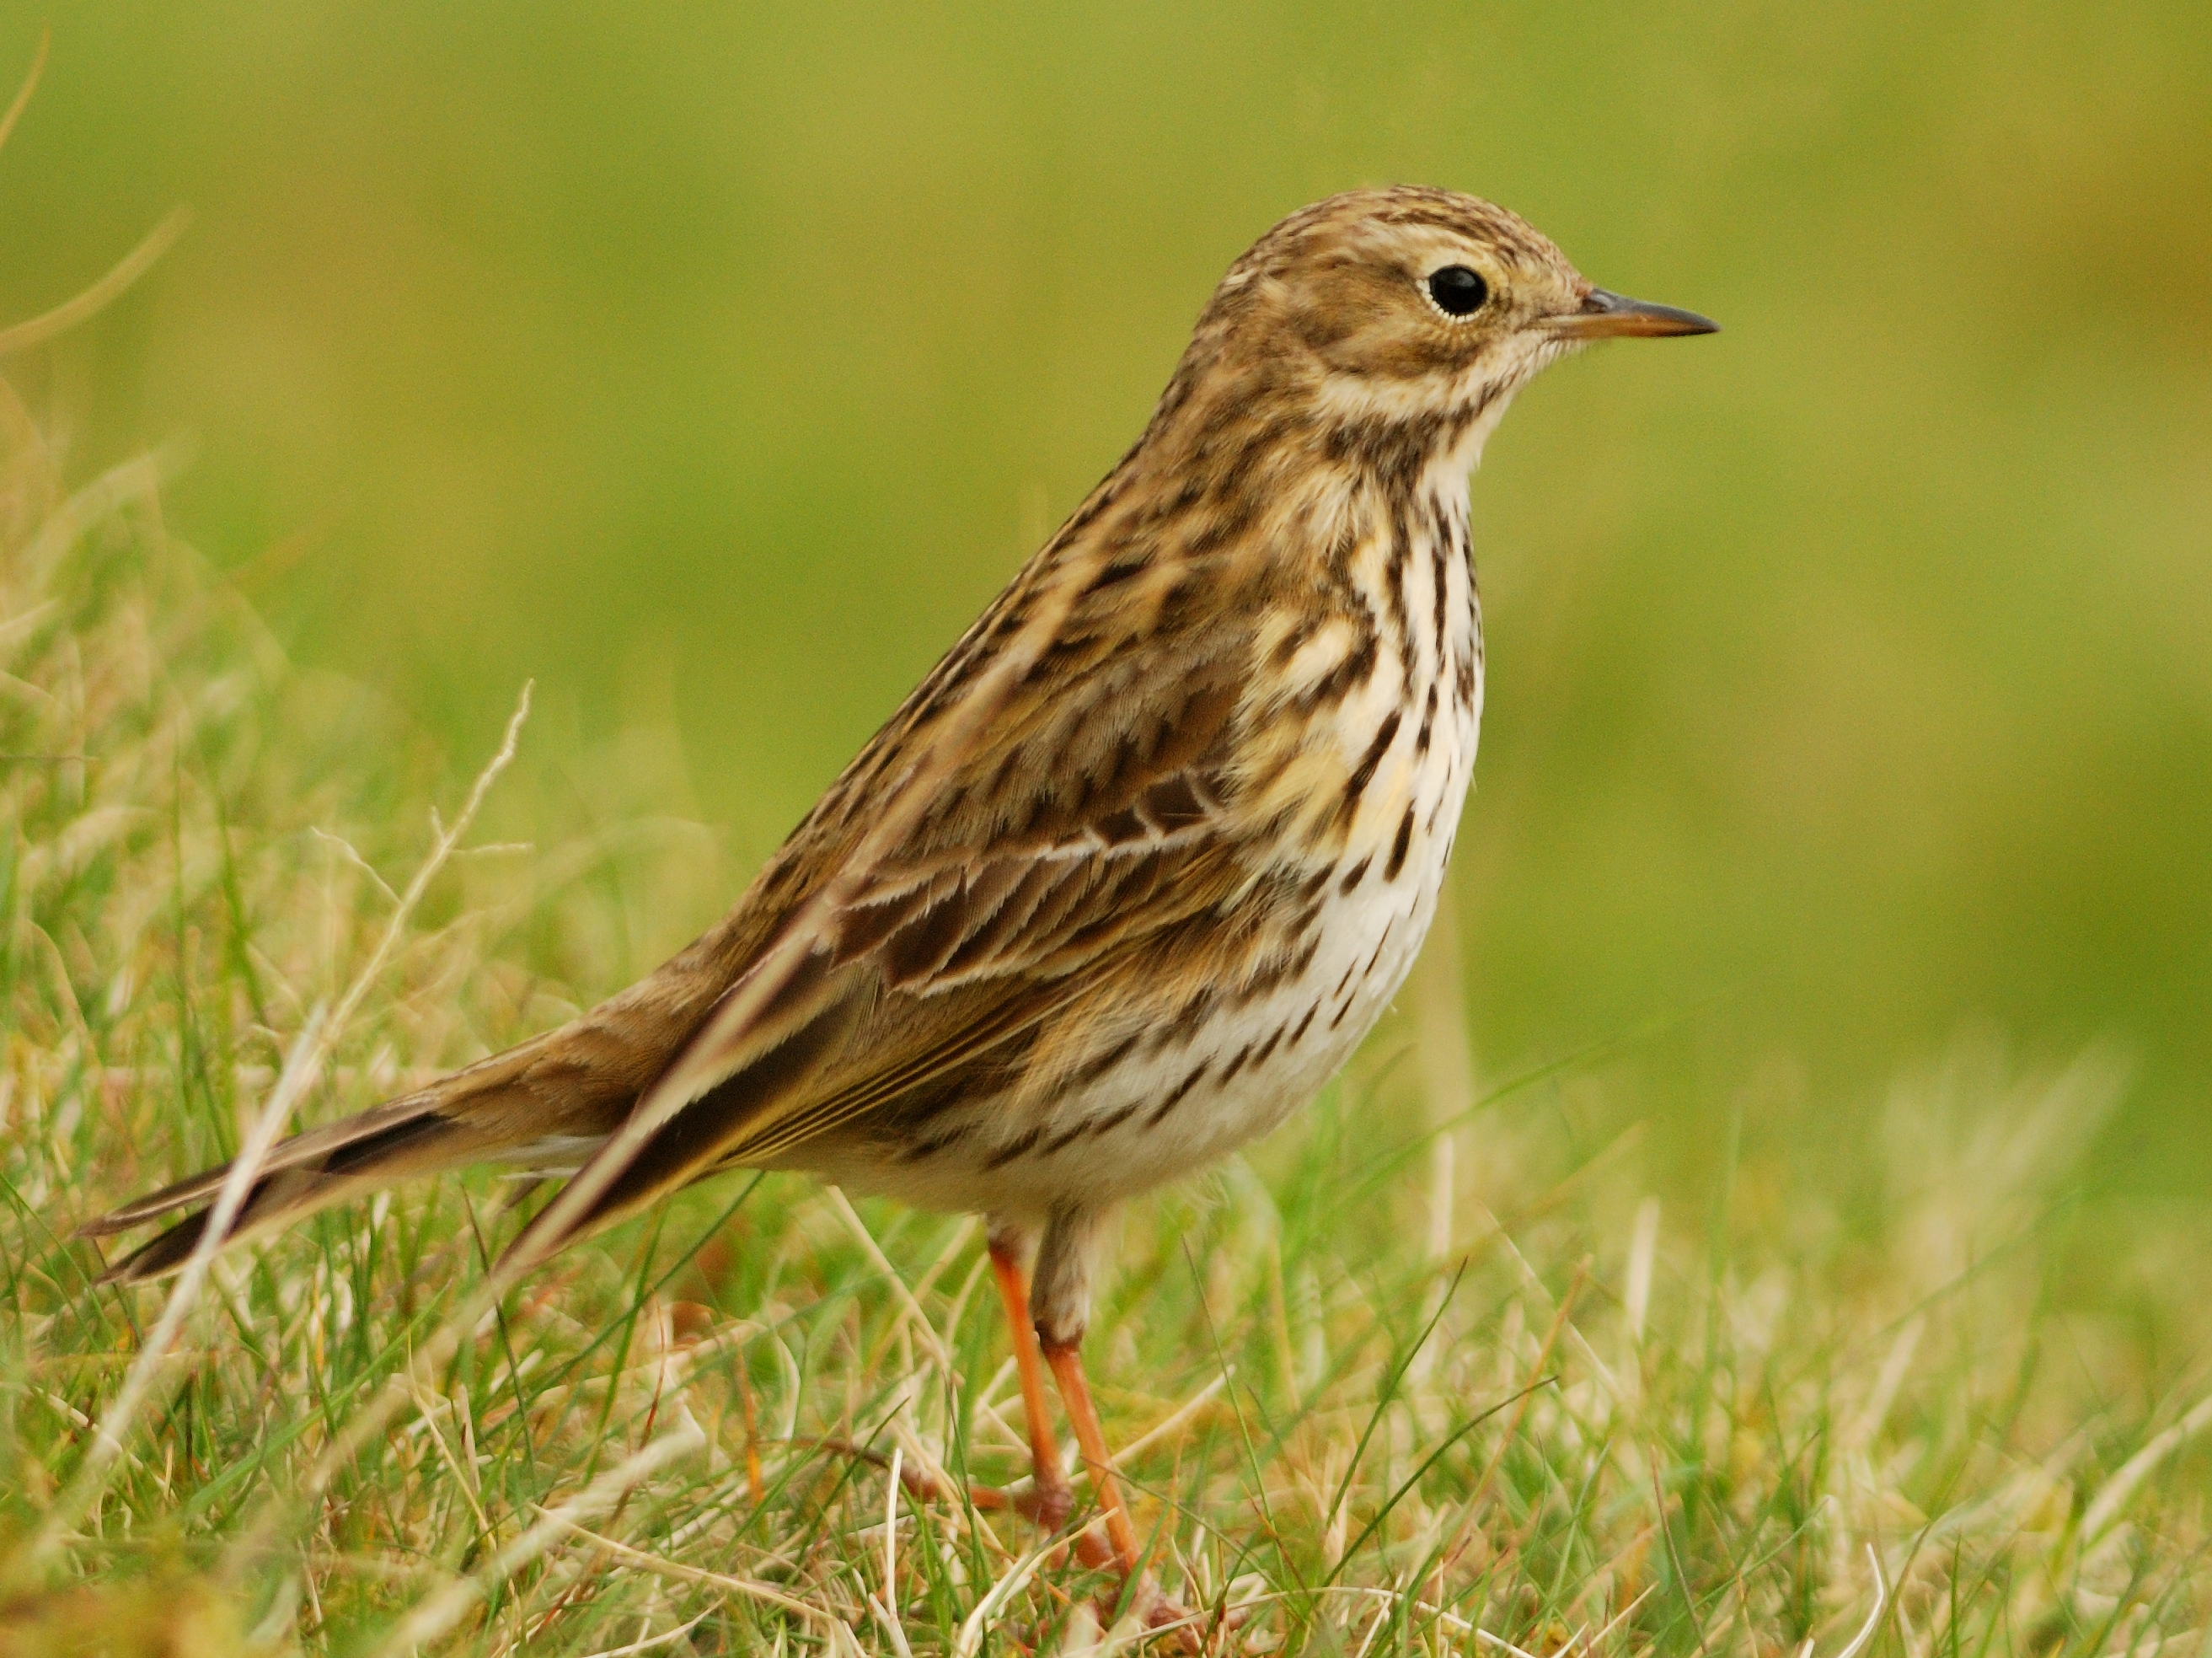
[{"left": 1427, "top": 265, "right": 1488, "bottom": 318}]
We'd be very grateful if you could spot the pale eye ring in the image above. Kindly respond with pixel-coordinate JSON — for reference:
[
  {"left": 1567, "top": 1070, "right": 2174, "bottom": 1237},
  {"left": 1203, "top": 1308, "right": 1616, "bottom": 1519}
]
[{"left": 1426, "top": 265, "right": 1488, "bottom": 318}]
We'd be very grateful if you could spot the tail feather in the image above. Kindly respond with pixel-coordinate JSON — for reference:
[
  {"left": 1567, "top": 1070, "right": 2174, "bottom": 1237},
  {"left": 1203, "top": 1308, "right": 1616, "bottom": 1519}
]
[
  {"left": 78, "top": 1097, "right": 449, "bottom": 1237},
  {"left": 86, "top": 907, "right": 876, "bottom": 1284},
  {"left": 80, "top": 1029, "right": 609, "bottom": 1287},
  {"left": 97, "top": 1209, "right": 214, "bottom": 1284},
  {"left": 86, "top": 1108, "right": 486, "bottom": 1285}
]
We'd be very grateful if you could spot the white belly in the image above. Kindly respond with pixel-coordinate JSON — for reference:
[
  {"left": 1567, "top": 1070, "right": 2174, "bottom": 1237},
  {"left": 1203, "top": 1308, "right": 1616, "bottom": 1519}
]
[{"left": 825, "top": 689, "right": 1478, "bottom": 1223}]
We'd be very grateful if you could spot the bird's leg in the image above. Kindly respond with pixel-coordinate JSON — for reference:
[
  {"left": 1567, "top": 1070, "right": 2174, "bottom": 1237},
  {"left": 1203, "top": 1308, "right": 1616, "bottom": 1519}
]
[
  {"left": 1028, "top": 1207, "right": 1142, "bottom": 1574},
  {"left": 986, "top": 1239, "right": 1070, "bottom": 1522},
  {"left": 912, "top": 1232, "right": 1111, "bottom": 1562},
  {"left": 1026, "top": 1210, "right": 1218, "bottom": 1646},
  {"left": 1041, "top": 1332, "right": 1142, "bottom": 1575},
  {"left": 1045, "top": 1330, "right": 1219, "bottom": 1650},
  {"left": 878, "top": 1231, "right": 1117, "bottom": 1570},
  {"left": 988, "top": 1233, "right": 1081, "bottom": 1537},
  {"left": 885, "top": 1212, "right": 1208, "bottom": 1639}
]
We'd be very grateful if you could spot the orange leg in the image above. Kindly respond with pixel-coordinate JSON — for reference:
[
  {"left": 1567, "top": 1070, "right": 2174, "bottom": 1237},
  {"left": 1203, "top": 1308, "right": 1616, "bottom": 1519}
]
[
  {"left": 988, "top": 1238, "right": 1073, "bottom": 1529},
  {"left": 989, "top": 1237, "right": 1117, "bottom": 1569},
  {"left": 890, "top": 1239, "right": 1206, "bottom": 1641},
  {"left": 1046, "top": 1335, "right": 1219, "bottom": 1648},
  {"left": 1042, "top": 1334, "right": 1143, "bottom": 1577},
  {"left": 994, "top": 1250, "right": 1213, "bottom": 1647}
]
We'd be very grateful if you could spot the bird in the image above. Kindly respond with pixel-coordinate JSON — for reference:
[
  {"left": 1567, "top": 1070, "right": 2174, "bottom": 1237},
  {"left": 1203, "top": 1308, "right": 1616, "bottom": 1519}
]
[{"left": 83, "top": 185, "right": 1712, "bottom": 1612}]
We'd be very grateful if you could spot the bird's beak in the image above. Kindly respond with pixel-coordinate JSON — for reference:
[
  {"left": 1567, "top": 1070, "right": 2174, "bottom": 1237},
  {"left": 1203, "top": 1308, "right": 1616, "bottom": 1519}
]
[{"left": 1551, "top": 287, "right": 1719, "bottom": 340}]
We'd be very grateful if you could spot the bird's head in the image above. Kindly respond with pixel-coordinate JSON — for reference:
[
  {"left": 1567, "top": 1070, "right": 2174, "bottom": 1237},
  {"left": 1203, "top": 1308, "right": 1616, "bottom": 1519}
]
[{"left": 1166, "top": 186, "right": 1715, "bottom": 476}]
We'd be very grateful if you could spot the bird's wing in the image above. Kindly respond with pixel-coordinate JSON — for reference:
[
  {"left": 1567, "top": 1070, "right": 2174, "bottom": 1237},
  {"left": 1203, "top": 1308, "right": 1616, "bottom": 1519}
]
[{"left": 505, "top": 539, "right": 1271, "bottom": 1261}]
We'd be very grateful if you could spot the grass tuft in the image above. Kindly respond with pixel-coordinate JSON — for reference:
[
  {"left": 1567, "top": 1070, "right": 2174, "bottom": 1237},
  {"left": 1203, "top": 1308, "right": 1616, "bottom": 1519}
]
[{"left": 1, "top": 364, "right": 2207, "bottom": 1656}]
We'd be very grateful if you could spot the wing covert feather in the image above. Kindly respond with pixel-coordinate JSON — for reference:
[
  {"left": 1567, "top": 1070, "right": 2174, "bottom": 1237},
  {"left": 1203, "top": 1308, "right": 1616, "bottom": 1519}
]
[{"left": 509, "top": 531, "right": 1267, "bottom": 1256}]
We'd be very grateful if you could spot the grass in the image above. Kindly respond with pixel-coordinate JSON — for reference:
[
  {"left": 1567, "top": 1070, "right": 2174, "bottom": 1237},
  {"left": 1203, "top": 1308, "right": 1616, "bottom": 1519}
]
[{"left": 3, "top": 354, "right": 2210, "bottom": 1656}]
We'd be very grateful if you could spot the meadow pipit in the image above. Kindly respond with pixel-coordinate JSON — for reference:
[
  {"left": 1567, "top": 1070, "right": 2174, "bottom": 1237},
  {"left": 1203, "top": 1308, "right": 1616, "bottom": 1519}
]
[{"left": 87, "top": 185, "right": 1713, "bottom": 1609}]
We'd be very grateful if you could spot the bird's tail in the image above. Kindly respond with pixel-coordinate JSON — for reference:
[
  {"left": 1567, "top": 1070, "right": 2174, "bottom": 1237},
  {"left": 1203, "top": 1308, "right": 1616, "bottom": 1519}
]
[{"left": 78, "top": 1032, "right": 604, "bottom": 1286}]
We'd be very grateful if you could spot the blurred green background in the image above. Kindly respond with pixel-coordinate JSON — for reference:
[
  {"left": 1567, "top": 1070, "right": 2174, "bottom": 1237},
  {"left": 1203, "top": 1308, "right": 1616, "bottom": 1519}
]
[{"left": 3, "top": 3, "right": 2207, "bottom": 1195}]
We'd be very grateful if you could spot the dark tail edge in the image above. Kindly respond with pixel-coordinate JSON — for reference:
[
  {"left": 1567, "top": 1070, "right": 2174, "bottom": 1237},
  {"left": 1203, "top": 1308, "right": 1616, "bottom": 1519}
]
[{"left": 84, "top": 1107, "right": 475, "bottom": 1286}]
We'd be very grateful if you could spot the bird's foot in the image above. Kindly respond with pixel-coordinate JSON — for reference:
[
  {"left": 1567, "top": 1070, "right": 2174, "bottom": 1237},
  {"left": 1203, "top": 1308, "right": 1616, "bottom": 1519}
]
[
  {"left": 895, "top": 1465, "right": 1192, "bottom": 1644},
  {"left": 841, "top": 1446, "right": 1229, "bottom": 1648},
  {"left": 822, "top": 1441, "right": 1105, "bottom": 1557},
  {"left": 1090, "top": 1580, "right": 1245, "bottom": 1654}
]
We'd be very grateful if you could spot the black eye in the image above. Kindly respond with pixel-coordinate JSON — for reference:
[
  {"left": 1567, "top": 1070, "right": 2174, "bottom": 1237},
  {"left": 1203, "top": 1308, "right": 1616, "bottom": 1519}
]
[{"left": 1427, "top": 265, "right": 1488, "bottom": 317}]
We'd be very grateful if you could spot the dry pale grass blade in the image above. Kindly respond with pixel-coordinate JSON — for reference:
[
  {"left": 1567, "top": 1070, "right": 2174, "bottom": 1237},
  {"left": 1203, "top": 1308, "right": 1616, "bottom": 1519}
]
[
  {"left": 827, "top": 1185, "right": 956, "bottom": 1373},
  {"left": 367, "top": 1408, "right": 707, "bottom": 1657},
  {"left": 324, "top": 680, "right": 534, "bottom": 1040},
  {"left": 1826, "top": 1546, "right": 1890, "bottom": 1658},
  {"left": 0, "top": 29, "right": 47, "bottom": 158},
  {"left": 952, "top": 1535, "right": 1059, "bottom": 1658},
  {"left": 531, "top": 1516, "right": 844, "bottom": 1629},
  {"left": 1110, "top": 1369, "right": 1231, "bottom": 1469},
  {"left": 1845, "top": 1315, "right": 1924, "bottom": 1451},
  {"left": 865, "top": 1445, "right": 915, "bottom": 1658},
  {"left": 570, "top": 1609, "right": 710, "bottom": 1658},
  {"left": 1624, "top": 1194, "right": 1660, "bottom": 1343},
  {"left": 0, "top": 207, "right": 193, "bottom": 359},
  {"left": 13, "top": 448, "right": 173, "bottom": 593},
  {"left": 2080, "top": 1391, "right": 2212, "bottom": 1542},
  {"left": 11, "top": 1006, "right": 329, "bottom": 1582},
  {"left": 211, "top": 686, "right": 540, "bottom": 1577},
  {"left": 1410, "top": 883, "right": 1476, "bottom": 1265}
]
